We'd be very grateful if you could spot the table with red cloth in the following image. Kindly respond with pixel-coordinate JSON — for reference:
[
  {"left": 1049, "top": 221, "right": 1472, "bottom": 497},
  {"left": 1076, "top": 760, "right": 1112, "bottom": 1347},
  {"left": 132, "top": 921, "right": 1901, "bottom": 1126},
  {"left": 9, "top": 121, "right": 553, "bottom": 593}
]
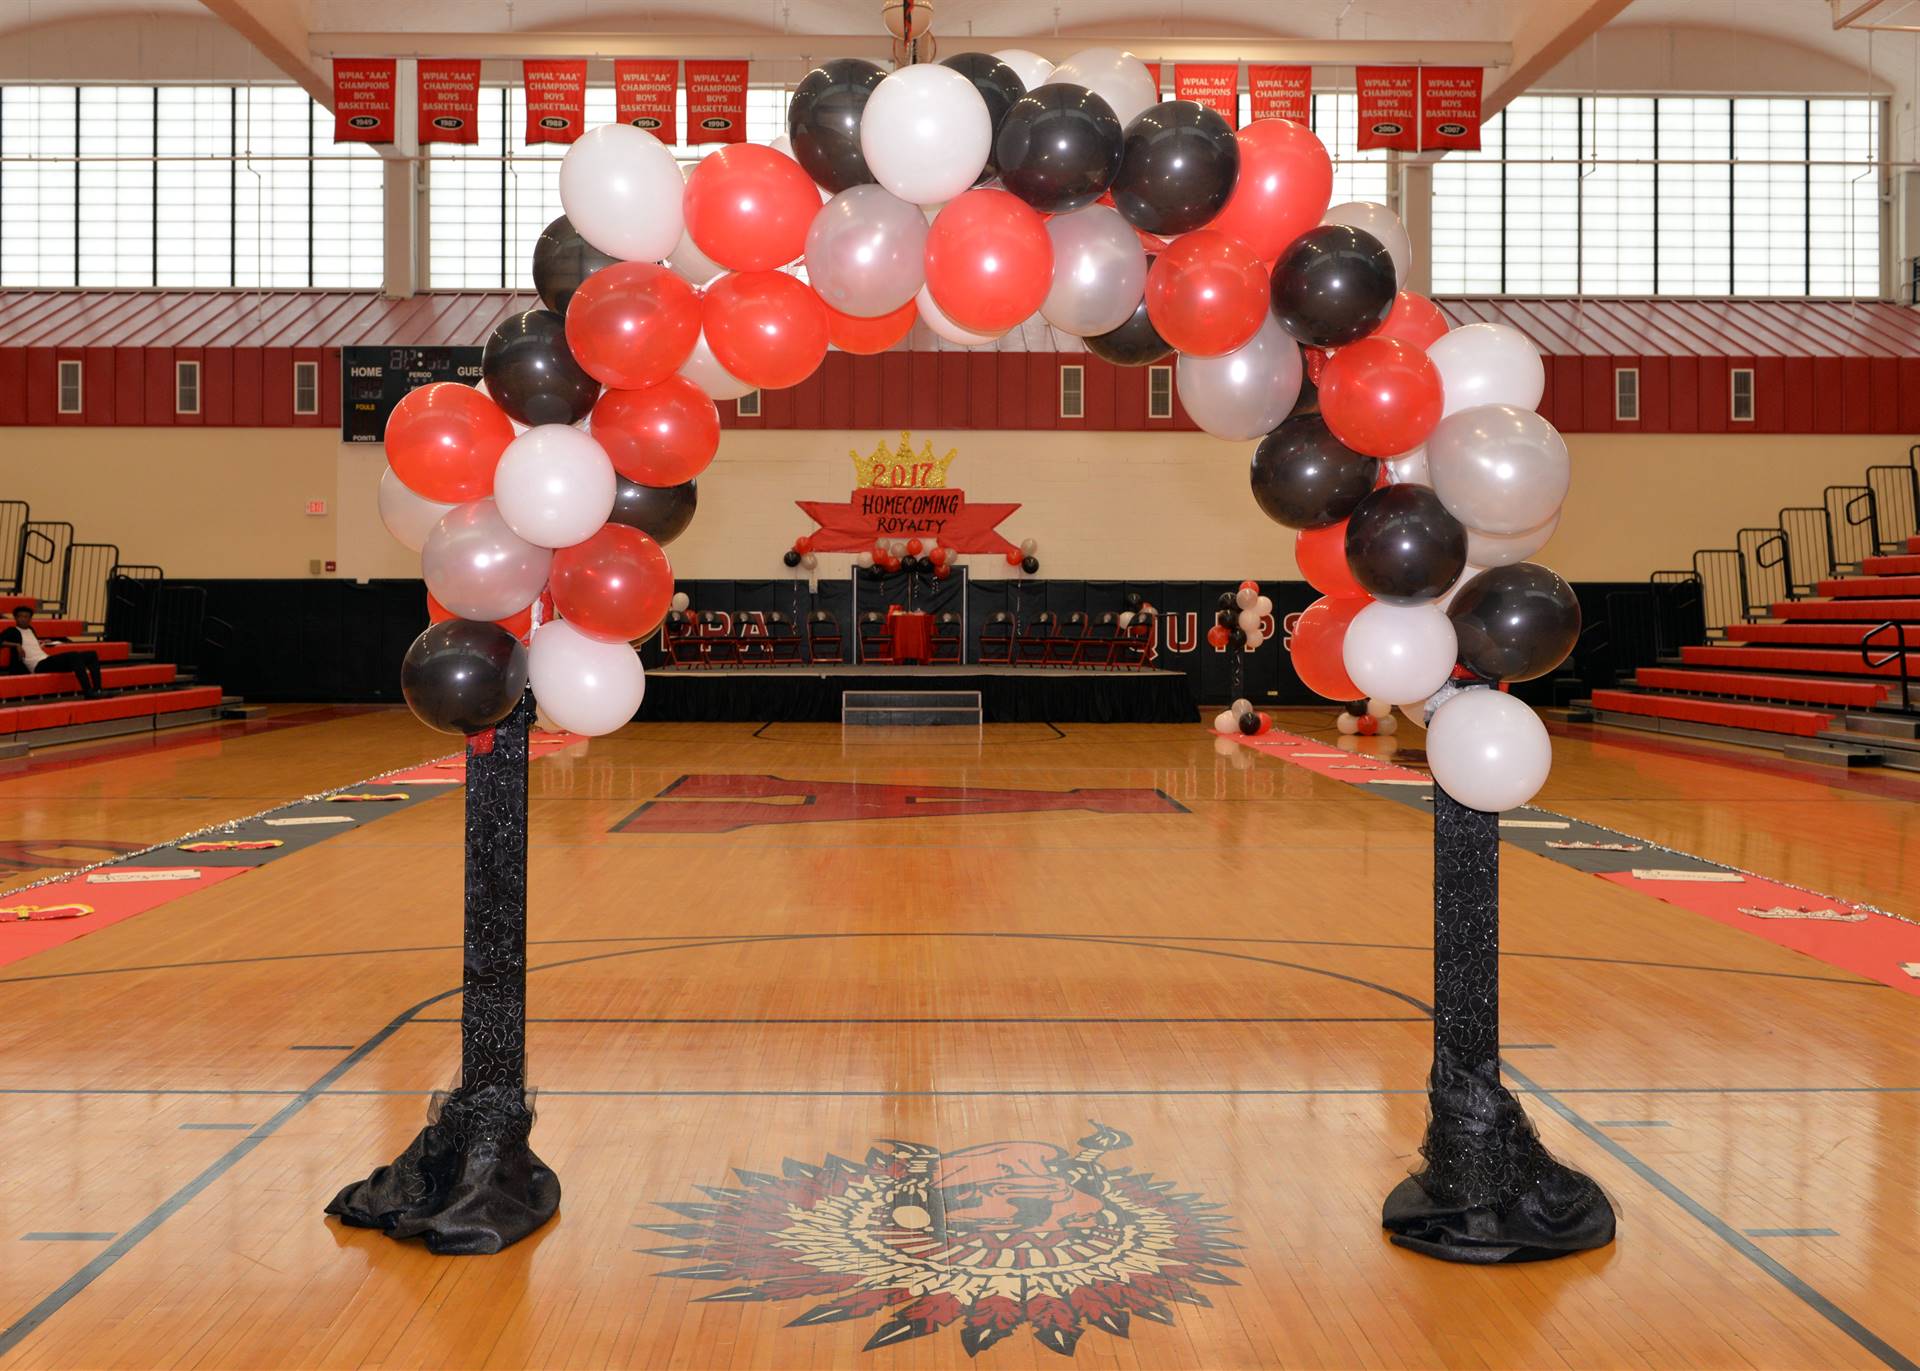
[{"left": 887, "top": 609, "right": 931, "bottom": 663}]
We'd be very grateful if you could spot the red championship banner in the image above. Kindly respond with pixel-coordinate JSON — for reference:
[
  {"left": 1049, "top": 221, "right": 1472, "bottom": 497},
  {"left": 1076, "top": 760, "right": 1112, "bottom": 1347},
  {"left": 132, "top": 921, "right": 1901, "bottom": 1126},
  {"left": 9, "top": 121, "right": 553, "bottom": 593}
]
[
  {"left": 1355, "top": 66, "right": 1418, "bottom": 151},
  {"left": 332, "top": 58, "right": 396, "bottom": 142},
  {"left": 685, "top": 59, "right": 748, "bottom": 143},
  {"left": 417, "top": 59, "right": 482, "bottom": 145},
  {"left": 523, "top": 59, "right": 586, "bottom": 144},
  {"left": 1419, "top": 66, "right": 1483, "bottom": 150},
  {"left": 1247, "top": 64, "right": 1311, "bottom": 125},
  {"left": 1143, "top": 61, "right": 1162, "bottom": 96},
  {"left": 1174, "top": 63, "right": 1239, "bottom": 127},
  {"left": 616, "top": 58, "right": 678, "bottom": 141}
]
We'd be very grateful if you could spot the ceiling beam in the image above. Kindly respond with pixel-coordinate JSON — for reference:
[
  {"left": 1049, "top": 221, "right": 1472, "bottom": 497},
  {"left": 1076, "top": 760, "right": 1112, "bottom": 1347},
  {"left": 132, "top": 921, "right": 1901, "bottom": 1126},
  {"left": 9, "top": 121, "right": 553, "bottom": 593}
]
[
  {"left": 200, "top": 0, "right": 330, "bottom": 106},
  {"left": 307, "top": 32, "right": 1512, "bottom": 69},
  {"left": 1830, "top": 0, "right": 1893, "bottom": 26},
  {"left": 1479, "top": 0, "right": 1635, "bottom": 122}
]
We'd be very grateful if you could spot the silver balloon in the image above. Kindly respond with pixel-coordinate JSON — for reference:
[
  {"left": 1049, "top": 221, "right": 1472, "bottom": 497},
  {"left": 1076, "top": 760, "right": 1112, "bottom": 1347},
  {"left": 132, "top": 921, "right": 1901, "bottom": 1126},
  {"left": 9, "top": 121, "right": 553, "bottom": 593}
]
[
  {"left": 421, "top": 499, "right": 554, "bottom": 623},
  {"left": 678, "top": 328, "right": 755, "bottom": 401},
  {"left": 1429, "top": 321, "right": 1545, "bottom": 418},
  {"left": 1040, "top": 205, "right": 1148, "bottom": 337},
  {"left": 1175, "top": 312, "right": 1303, "bottom": 442},
  {"left": 804, "top": 184, "right": 929, "bottom": 318},
  {"left": 1426, "top": 403, "right": 1571, "bottom": 536},
  {"left": 1467, "top": 512, "right": 1559, "bottom": 567}
]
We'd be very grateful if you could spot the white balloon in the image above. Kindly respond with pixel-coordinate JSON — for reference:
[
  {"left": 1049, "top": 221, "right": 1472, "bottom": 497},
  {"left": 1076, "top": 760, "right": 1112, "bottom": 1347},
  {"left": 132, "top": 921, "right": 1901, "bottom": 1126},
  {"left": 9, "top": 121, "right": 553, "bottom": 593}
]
[
  {"left": 529, "top": 619, "right": 645, "bottom": 737},
  {"left": 559, "top": 124, "right": 684, "bottom": 263},
  {"left": 1323, "top": 201, "right": 1411, "bottom": 286},
  {"left": 1429, "top": 322, "right": 1546, "bottom": 417},
  {"left": 678, "top": 328, "right": 755, "bottom": 400},
  {"left": 1385, "top": 445, "right": 1429, "bottom": 486},
  {"left": 993, "top": 49, "right": 1055, "bottom": 91},
  {"left": 1377, "top": 714, "right": 1399, "bottom": 736},
  {"left": 1426, "top": 688, "right": 1552, "bottom": 813},
  {"left": 1213, "top": 710, "right": 1236, "bottom": 734},
  {"left": 1427, "top": 404, "right": 1571, "bottom": 535},
  {"left": 1336, "top": 712, "right": 1360, "bottom": 735},
  {"left": 1230, "top": 698, "right": 1254, "bottom": 718},
  {"left": 1044, "top": 48, "right": 1159, "bottom": 128},
  {"left": 916, "top": 284, "right": 1005, "bottom": 346},
  {"left": 377, "top": 467, "right": 455, "bottom": 553},
  {"left": 1255, "top": 595, "right": 1273, "bottom": 618},
  {"left": 1366, "top": 697, "right": 1393, "bottom": 719},
  {"left": 492, "top": 426, "right": 617, "bottom": 549},
  {"left": 669, "top": 591, "right": 691, "bottom": 612},
  {"left": 1244, "top": 629, "right": 1265, "bottom": 650},
  {"left": 1342, "top": 601, "right": 1459, "bottom": 706},
  {"left": 1176, "top": 312, "right": 1303, "bottom": 440},
  {"left": 1468, "top": 513, "right": 1559, "bottom": 568},
  {"left": 666, "top": 225, "right": 725, "bottom": 287},
  {"left": 861, "top": 65, "right": 993, "bottom": 206}
]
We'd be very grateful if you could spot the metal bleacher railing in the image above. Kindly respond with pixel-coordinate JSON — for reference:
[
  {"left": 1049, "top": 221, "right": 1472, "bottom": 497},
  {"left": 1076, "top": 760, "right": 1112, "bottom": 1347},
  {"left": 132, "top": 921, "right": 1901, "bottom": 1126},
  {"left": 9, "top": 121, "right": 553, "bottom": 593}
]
[
  {"left": 0, "top": 501, "right": 27, "bottom": 594},
  {"left": 1561, "top": 443, "right": 1920, "bottom": 700}
]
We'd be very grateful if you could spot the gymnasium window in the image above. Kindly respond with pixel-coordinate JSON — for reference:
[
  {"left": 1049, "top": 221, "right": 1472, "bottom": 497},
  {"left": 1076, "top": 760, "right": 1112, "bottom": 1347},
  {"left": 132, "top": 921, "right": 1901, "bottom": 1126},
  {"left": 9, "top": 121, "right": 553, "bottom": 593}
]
[
  {"left": 1730, "top": 368, "right": 1755, "bottom": 422},
  {"left": 1614, "top": 367, "right": 1639, "bottom": 421},
  {"left": 1431, "top": 94, "right": 1882, "bottom": 297},
  {"left": 0, "top": 82, "right": 383, "bottom": 288},
  {"left": 1147, "top": 364, "right": 1174, "bottom": 419},
  {"left": 175, "top": 360, "right": 201, "bottom": 415},
  {"left": 293, "top": 361, "right": 320, "bottom": 415},
  {"left": 56, "top": 359, "right": 82, "bottom": 414},
  {"left": 736, "top": 390, "right": 761, "bottom": 417},
  {"left": 1059, "top": 365, "right": 1085, "bottom": 419}
]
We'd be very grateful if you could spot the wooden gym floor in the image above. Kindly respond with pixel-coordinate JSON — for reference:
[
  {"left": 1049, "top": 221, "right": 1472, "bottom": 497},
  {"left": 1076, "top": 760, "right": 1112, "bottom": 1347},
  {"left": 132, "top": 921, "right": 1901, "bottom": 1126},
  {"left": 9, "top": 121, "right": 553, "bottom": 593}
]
[{"left": 1, "top": 707, "right": 1917, "bottom": 1370}]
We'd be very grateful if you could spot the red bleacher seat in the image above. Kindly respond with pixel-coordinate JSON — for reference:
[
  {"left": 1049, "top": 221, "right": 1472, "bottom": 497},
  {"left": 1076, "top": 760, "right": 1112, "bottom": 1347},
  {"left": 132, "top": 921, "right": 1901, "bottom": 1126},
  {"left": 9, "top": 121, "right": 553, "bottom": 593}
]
[
  {"left": 1680, "top": 644, "right": 1920, "bottom": 678},
  {"left": 0, "top": 685, "right": 220, "bottom": 738},
  {"left": 0, "top": 664, "right": 174, "bottom": 700},
  {"left": 1589, "top": 689, "right": 1836, "bottom": 737},
  {"left": 1772, "top": 599, "right": 1920, "bottom": 621},
  {"left": 1632, "top": 667, "right": 1889, "bottom": 710}
]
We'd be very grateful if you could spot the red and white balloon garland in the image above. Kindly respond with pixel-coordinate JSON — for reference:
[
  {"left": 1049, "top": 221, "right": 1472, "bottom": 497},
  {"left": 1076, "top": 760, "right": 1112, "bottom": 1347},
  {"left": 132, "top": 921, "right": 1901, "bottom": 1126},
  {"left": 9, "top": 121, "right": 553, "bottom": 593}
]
[{"left": 377, "top": 47, "right": 1577, "bottom": 788}]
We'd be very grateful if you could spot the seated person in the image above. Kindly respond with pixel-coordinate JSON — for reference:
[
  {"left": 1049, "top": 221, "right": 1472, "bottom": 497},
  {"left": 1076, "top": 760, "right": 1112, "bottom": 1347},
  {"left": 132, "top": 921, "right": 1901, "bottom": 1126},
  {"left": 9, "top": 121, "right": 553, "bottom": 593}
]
[{"left": 1, "top": 605, "right": 102, "bottom": 697}]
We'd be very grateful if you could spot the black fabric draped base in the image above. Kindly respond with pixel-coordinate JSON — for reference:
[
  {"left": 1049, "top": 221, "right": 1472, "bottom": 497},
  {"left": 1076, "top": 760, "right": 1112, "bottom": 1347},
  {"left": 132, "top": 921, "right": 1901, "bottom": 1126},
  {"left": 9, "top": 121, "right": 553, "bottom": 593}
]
[
  {"left": 327, "top": 694, "right": 561, "bottom": 1255},
  {"left": 1381, "top": 786, "right": 1616, "bottom": 1262}
]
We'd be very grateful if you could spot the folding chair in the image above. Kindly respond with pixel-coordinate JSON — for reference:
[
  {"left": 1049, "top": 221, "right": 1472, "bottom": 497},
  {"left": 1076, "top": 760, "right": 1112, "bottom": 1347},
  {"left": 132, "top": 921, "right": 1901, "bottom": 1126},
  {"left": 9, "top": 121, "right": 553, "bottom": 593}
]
[
  {"left": 1076, "top": 613, "right": 1118, "bottom": 667},
  {"left": 931, "top": 612, "right": 963, "bottom": 664},
  {"left": 978, "top": 613, "right": 1015, "bottom": 665},
  {"left": 807, "top": 611, "right": 843, "bottom": 663},
  {"left": 858, "top": 611, "right": 894, "bottom": 663},
  {"left": 1045, "top": 611, "right": 1088, "bottom": 666}
]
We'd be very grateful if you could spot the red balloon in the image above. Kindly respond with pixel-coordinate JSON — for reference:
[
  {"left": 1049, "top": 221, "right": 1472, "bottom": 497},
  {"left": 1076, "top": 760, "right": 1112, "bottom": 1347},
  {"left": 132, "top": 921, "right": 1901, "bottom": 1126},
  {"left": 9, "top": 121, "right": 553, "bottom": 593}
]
[
  {"left": 590, "top": 376, "right": 721, "bottom": 485},
  {"left": 1303, "top": 346, "right": 1330, "bottom": 384},
  {"left": 924, "top": 189, "right": 1053, "bottom": 335},
  {"left": 683, "top": 144, "right": 821, "bottom": 272},
  {"left": 1254, "top": 712, "right": 1273, "bottom": 735},
  {"left": 1289, "top": 595, "right": 1367, "bottom": 701},
  {"left": 704, "top": 271, "right": 830, "bottom": 390},
  {"left": 564, "top": 262, "right": 700, "bottom": 391},
  {"left": 1144, "top": 231, "right": 1269, "bottom": 357},
  {"left": 1318, "top": 338, "right": 1445, "bottom": 458},
  {"left": 1208, "top": 118, "right": 1334, "bottom": 263},
  {"left": 794, "top": 535, "right": 813, "bottom": 555},
  {"left": 1356, "top": 713, "right": 1379, "bottom": 736},
  {"left": 906, "top": 538, "right": 923, "bottom": 555},
  {"left": 928, "top": 546, "right": 947, "bottom": 565},
  {"left": 549, "top": 524, "right": 675, "bottom": 643},
  {"left": 934, "top": 563, "right": 952, "bottom": 580},
  {"left": 427, "top": 590, "right": 535, "bottom": 642},
  {"left": 1373, "top": 291, "right": 1449, "bottom": 350},
  {"left": 1207, "top": 624, "right": 1231, "bottom": 650},
  {"left": 1005, "top": 549, "right": 1023, "bottom": 567},
  {"left": 385, "top": 382, "right": 514, "bottom": 502},
  {"left": 1239, "top": 578, "right": 1260, "bottom": 596},
  {"left": 825, "top": 298, "right": 916, "bottom": 355},
  {"left": 1296, "top": 522, "right": 1365, "bottom": 598}
]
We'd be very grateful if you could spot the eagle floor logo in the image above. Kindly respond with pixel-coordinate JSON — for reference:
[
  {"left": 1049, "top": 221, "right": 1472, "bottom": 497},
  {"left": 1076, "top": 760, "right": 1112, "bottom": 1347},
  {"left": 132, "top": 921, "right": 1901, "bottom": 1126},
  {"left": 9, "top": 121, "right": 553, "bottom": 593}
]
[{"left": 636, "top": 1125, "right": 1238, "bottom": 1357}]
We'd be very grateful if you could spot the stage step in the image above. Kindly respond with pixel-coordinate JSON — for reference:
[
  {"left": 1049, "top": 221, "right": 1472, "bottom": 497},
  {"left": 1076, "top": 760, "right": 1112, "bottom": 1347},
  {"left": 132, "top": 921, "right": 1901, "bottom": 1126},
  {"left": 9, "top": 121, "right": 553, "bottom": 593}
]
[
  {"left": 1838, "top": 712, "right": 1920, "bottom": 740},
  {"left": 1861, "top": 554, "right": 1920, "bottom": 575},
  {"left": 841, "top": 689, "right": 984, "bottom": 728},
  {"left": 1773, "top": 598, "right": 1920, "bottom": 621},
  {"left": 1681, "top": 644, "right": 1920, "bottom": 678},
  {"left": 1782, "top": 742, "right": 1883, "bottom": 768},
  {"left": 1816, "top": 574, "right": 1920, "bottom": 598},
  {"left": 1589, "top": 689, "right": 1836, "bottom": 737},
  {"left": 1632, "top": 668, "right": 1891, "bottom": 709}
]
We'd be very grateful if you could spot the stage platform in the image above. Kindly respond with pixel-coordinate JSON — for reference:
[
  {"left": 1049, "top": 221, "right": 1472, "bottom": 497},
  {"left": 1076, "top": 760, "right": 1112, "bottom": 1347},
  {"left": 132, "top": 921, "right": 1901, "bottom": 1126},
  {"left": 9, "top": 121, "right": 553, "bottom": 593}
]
[{"left": 636, "top": 664, "right": 1199, "bottom": 724}]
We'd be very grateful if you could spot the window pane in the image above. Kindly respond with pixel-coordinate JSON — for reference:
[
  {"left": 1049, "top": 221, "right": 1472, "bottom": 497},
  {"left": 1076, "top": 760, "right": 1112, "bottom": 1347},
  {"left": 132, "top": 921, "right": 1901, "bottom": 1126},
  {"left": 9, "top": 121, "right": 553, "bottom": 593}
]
[
  {"left": 1430, "top": 109, "right": 1503, "bottom": 293},
  {"left": 78, "top": 86, "right": 155, "bottom": 285},
  {"left": 1807, "top": 98, "right": 1879, "bottom": 296},
  {"left": 1580, "top": 97, "right": 1654, "bottom": 293},
  {"left": 1732, "top": 98, "right": 1806, "bottom": 295},
  {"left": 311, "top": 100, "right": 384, "bottom": 287},
  {"left": 1, "top": 86, "right": 80, "bottom": 286},
  {"left": 156, "top": 86, "right": 235, "bottom": 286},
  {"left": 428, "top": 87, "right": 510, "bottom": 288},
  {"left": 1502, "top": 96, "right": 1579, "bottom": 293},
  {"left": 233, "top": 85, "right": 313, "bottom": 286},
  {"left": 1655, "top": 98, "right": 1732, "bottom": 295},
  {"left": 1311, "top": 92, "right": 1390, "bottom": 207}
]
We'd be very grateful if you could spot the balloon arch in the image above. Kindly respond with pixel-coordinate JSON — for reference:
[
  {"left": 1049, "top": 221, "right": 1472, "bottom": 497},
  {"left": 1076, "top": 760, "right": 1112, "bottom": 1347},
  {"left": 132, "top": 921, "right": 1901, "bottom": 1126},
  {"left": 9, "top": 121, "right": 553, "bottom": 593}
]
[{"left": 335, "top": 47, "right": 1614, "bottom": 1265}]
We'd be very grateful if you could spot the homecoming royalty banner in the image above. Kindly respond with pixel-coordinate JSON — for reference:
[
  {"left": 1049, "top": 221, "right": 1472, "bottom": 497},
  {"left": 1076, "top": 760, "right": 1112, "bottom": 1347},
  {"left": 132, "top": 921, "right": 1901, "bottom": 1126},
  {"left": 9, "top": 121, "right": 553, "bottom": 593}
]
[
  {"left": 1355, "top": 66, "right": 1419, "bottom": 150},
  {"left": 1247, "top": 64, "right": 1311, "bottom": 124},
  {"left": 523, "top": 59, "right": 587, "bottom": 144},
  {"left": 1419, "top": 66, "right": 1484, "bottom": 150},
  {"left": 796, "top": 433, "right": 1020, "bottom": 555},
  {"left": 332, "top": 59, "right": 396, "bottom": 142},
  {"left": 417, "top": 59, "right": 482, "bottom": 144},
  {"left": 615, "top": 58, "right": 678, "bottom": 141},
  {"left": 684, "top": 59, "right": 748, "bottom": 143},
  {"left": 1174, "top": 64, "right": 1239, "bottom": 127}
]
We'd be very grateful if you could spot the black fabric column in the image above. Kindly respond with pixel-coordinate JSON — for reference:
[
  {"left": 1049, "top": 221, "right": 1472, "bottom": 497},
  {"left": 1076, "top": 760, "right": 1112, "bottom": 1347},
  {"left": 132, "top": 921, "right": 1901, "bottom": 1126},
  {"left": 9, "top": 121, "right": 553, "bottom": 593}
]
[
  {"left": 1381, "top": 783, "right": 1616, "bottom": 1263},
  {"left": 327, "top": 692, "right": 560, "bottom": 1254}
]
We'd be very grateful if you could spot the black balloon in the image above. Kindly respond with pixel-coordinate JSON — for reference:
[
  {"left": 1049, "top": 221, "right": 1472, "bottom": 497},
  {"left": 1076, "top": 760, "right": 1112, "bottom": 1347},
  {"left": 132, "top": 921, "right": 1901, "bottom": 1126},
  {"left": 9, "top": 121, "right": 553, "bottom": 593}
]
[
  {"left": 1237, "top": 709, "right": 1262, "bottom": 735},
  {"left": 1289, "top": 370, "right": 1321, "bottom": 419},
  {"left": 1125, "top": 591, "right": 1143, "bottom": 609},
  {"left": 783, "top": 549, "right": 802, "bottom": 568},
  {"left": 1021, "top": 555, "right": 1040, "bottom": 574},
  {"left": 482, "top": 309, "right": 599, "bottom": 427},
  {"left": 401, "top": 620, "right": 528, "bottom": 735},
  {"left": 1110, "top": 99, "right": 1239, "bottom": 236},
  {"left": 1249, "top": 415, "right": 1379, "bottom": 530},
  {"left": 1084, "top": 255, "right": 1171, "bottom": 366},
  {"left": 608, "top": 476, "right": 696, "bottom": 545},
  {"left": 996, "top": 82, "right": 1124, "bottom": 214},
  {"left": 788, "top": 58, "right": 885, "bottom": 193},
  {"left": 1270, "top": 224, "right": 1398, "bottom": 349},
  {"left": 941, "top": 52, "right": 1027, "bottom": 184},
  {"left": 1344, "top": 485, "right": 1468, "bottom": 606},
  {"left": 1448, "top": 563, "right": 1582, "bottom": 682},
  {"left": 531, "top": 214, "right": 618, "bottom": 318}
]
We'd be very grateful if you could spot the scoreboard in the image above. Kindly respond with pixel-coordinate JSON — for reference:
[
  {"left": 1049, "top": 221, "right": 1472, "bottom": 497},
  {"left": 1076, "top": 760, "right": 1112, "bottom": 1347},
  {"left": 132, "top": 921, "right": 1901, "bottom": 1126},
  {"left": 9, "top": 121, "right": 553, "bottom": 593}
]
[{"left": 341, "top": 345, "right": 484, "bottom": 443}]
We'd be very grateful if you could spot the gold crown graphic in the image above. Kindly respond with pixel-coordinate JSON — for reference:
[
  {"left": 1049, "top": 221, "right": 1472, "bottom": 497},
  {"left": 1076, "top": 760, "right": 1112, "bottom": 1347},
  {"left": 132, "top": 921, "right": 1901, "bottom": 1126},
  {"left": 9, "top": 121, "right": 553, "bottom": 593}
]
[{"left": 851, "top": 432, "right": 959, "bottom": 489}]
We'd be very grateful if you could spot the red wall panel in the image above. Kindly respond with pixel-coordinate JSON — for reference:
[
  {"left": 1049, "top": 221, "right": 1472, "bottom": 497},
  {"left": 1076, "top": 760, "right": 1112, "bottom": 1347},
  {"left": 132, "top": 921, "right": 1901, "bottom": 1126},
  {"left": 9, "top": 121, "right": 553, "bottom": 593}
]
[
  {"left": 879, "top": 353, "right": 913, "bottom": 431},
  {"left": 818, "top": 353, "right": 853, "bottom": 428},
  {"left": 142, "top": 348, "right": 173, "bottom": 425},
  {"left": 1025, "top": 355, "right": 1057, "bottom": 430},
  {"left": 1840, "top": 356, "right": 1870, "bottom": 435},
  {"left": 24, "top": 350, "right": 55, "bottom": 425},
  {"left": 1638, "top": 356, "right": 1669, "bottom": 431},
  {"left": 1899, "top": 358, "right": 1920, "bottom": 434},
  {"left": 1114, "top": 364, "right": 1147, "bottom": 430},
  {"left": 1667, "top": 357, "right": 1698, "bottom": 434},
  {"left": 1782, "top": 357, "right": 1813, "bottom": 433},
  {"left": 1081, "top": 356, "right": 1116, "bottom": 429},
  {"left": 1581, "top": 356, "right": 1614, "bottom": 433},
  {"left": 851, "top": 356, "right": 884, "bottom": 430},
  {"left": 996, "top": 354, "right": 1026, "bottom": 427},
  {"left": 113, "top": 346, "right": 144, "bottom": 426},
  {"left": 759, "top": 375, "right": 796, "bottom": 429},
  {"left": 1868, "top": 357, "right": 1899, "bottom": 434},
  {"left": 1809, "top": 357, "right": 1843, "bottom": 433},
  {"left": 937, "top": 354, "right": 969, "bottom": 428},
  {"left": 910, "top": 352, "right": 940, "bottom": 432},
  {"left": 0, "top": 349, "right": 26, "bottom": 425},
  {"left": 259, "top": 349, "right": 293, "bottom": 427},
  {"left": 231, "top": 348, "right": 263, "bottom": 427},
  {"left": 1751, "top": 356, "right": 1784, "bottom": 433},
  {"left": 320, "top": 348, "right": 342, "bottom": 428},
  {"left": 82, "top": 347, "right": 116, "bottom": 425},
  {"left": 1696, "top": 356, "right": 1729, "bottom": 433},
  {"left": 1548, "top": 355, "right": 1583, "bottom": 432},
  {"left": 790, "top": 360, "right": 823, "bottom": 429}
]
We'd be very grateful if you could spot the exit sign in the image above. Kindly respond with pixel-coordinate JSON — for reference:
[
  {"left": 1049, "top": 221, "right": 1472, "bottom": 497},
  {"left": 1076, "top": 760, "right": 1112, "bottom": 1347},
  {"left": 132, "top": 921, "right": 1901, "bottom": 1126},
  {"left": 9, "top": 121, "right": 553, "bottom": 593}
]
[{"left": 305, "top": 499, "right": 328, "bottom": 516}]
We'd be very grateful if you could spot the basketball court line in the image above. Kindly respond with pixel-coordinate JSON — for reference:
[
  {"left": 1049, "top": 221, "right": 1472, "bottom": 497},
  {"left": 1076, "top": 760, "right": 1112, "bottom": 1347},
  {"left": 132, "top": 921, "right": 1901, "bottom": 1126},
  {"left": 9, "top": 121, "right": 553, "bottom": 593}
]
[{"left": 2, "top": 928, "right": 1912, "bottom": 1369}]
